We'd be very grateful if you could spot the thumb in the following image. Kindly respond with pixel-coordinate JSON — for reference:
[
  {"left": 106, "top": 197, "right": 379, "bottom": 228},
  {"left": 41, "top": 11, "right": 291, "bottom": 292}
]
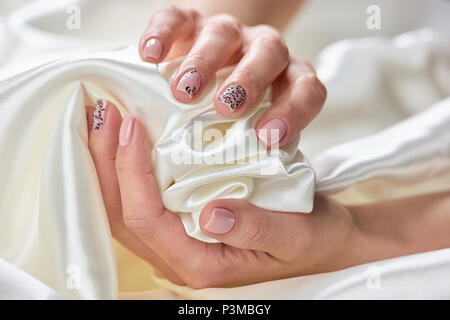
[{"left": 199, "top": 199, "right": 286, "bottom": 253}]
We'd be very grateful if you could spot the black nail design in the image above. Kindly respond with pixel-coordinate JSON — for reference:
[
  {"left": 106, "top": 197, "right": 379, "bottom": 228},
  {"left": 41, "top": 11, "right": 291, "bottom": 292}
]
[
  {"left": 218, "top": 84, "right": 246, "bottom": 111},
  {"left": 92, "top": 99, "right": 107, "bottom": 132}
]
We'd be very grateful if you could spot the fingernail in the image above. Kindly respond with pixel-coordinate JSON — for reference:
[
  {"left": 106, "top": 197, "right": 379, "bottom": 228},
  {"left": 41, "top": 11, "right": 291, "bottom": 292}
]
[
  {"left": 258, "top": 118, "right": 287, "bottom": 147},
  {"left": 119, "top": 115, "right": 135, "bottom": 146},
  {"left": 143, "top": 38, "right": 162, "bottom": 59},
  {"left": 176, "top": 70, "right": 202, "bottom": 99},
  {"left": 92, "top": 99, "right": 107, "bottom": 132},
  {"left": 217, "top": 84, "right": 246, "bottom": 112},
  {"left": 205, "top": 208, "right": 235, "bottom": 235}
]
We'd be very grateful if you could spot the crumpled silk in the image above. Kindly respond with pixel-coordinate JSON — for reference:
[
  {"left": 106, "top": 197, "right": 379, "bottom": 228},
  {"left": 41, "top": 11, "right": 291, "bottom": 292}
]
[
  {"left": 155, "top": 60, "right": 315, "bottom": 243},
  {"left": 0, "top": 0, "right": 449, "bottom": 300},
  {"left": 2, "top": 47, "right": 315, "bottom": 250}
]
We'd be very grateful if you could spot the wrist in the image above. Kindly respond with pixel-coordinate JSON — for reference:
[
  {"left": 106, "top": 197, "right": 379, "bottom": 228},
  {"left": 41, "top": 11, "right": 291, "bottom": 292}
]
[
  {"left": 345, "top": 204, "right": 394, "bottom": 265},
  {"left": 346, "top": 191, "right": 450, "bottom": 264}
]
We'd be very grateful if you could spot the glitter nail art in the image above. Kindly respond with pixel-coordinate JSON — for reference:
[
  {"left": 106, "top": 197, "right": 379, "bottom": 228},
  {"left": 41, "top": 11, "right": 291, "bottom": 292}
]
[
  {"left": 92, "top": 99, "right": 107, "bottom": 132},
  {"left": 218, "top": 84, "right": 246, "bottom": 111}
]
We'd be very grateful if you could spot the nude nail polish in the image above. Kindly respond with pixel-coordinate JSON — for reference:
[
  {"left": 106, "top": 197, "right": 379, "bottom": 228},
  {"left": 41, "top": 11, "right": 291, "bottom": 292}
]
[
  {"left": 176, "top": 70, "right": 202, "bottom": 99},
  {"left": 119, "top": 115, "right": 135, "bottom": 146},
  {"left": 92, "top": 99, "right": 107, "bottom": 132},
  {"left": 205, "top": 208, "right": 236, "bottom": 234},
  {"left": 258, "top": 118, "right": 287, "bottom": 147},
  {"left": 218, "top": 84, "right": 246, "bottom": 112},
  {"left": 143, "top": 38, "right": 162, "bottom": 59}
]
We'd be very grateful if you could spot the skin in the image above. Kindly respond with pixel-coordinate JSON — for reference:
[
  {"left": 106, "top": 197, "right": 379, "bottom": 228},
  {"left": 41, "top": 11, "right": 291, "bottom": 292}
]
[
  {"left": 138, "top": 6, "right": 326, "bottom": 148},
  {"left": 87, "top": 102, "right": 450, "bottom": 288},
  {"left": 87, "top": 3, "right": 450, "bottom": 288},
  {"left": 173, "top": 0, "right": 305, "bottom": 30}
]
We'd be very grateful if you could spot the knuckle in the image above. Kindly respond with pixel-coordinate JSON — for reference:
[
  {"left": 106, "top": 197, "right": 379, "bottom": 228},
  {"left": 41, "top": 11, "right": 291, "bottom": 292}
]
[
  {"left": 285, "top": 96, "right": 303, "bottom": 117},
  {"left": 255, "top": 24, "right": 278, "bottom": 37},
  {"left": 186, "top": 51, "right": 210, "bottom": 69},
  {"left": 241, "top": 215, "right": 267, "bottom": 247},
  {"left": 90, "top": 144, "right": 116, "bottom": 162},
  {"left": 254, "top": 31, "right": 289, "bottom": 63},
  {"left": 123, "top": 214, "right": 152, "bottom": 238},
  {"left": 211, "top": 14, "right": 241, "bottom": 29},
  {"left": 302, "top": 60, "right": 316, "bottom": 73},
  {"left": 295, "top": 73, "right": 315, "bottom": 86},
  {"left": 115, "top": 156, "right": 152, "bottom": 177},
  {"left": 185, "top": 8, "right": 200, "bottom": 20},
  {"left": 295, "top": 74, "right": 327, "bottom": 108},
  {"left": 206, "top": 14, "right": 241, "bottom": 40},
  {"left": 306, "top": 75, "right": 327, "bottom": 104},
  {"left": 183, "top": 9, "right": 201, "bottom": 28},
  {"left": 315, "top": 77, "right": 328, "bottom": 102},
  {"left": 262, "top": 34, "right": 288, "bottom": 54},
  {"left": 159, "top": 5, "right": 184, "bottom": 19}
]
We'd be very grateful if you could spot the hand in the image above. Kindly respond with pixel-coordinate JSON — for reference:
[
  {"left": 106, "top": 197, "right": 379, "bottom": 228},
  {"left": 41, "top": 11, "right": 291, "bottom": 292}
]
[
  {"left": 87, "top": 100, "right": 364, "bottom": 288},
  {"left": 138, "top": 6, "right": 326, "bottom": 148}
]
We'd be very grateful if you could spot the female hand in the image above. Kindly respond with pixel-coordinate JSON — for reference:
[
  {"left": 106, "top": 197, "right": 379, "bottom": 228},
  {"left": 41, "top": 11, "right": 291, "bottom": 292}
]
[
  {"left": 88, "top": 101, "right": 450, "bottom": 288},
  {"left": 138, "top": 6, "right": 326, "bottom": 148},
  {"left": 87, "top": 100, "right": 364, "bottom": 288}
]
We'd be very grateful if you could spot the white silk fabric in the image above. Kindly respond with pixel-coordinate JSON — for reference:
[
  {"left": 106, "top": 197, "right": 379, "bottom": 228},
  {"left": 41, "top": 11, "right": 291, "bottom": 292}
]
[
  {"left": 0, "top": 0, "right": 450, "bottom": 299},
  {"left": 3, "top": 46, "right": 316, "bottom": 242}
]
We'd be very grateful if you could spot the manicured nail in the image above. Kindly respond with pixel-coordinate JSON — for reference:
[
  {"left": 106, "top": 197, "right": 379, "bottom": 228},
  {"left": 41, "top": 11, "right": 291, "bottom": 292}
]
[
  {"left": 92, "top": 99, "right": 107, "bottom": 132},
  {"left": 217, "top": 84, "right": 246, "bottom": 112},
  {"left": 143, "top": 38, "right": 162, "bottom": 59},
  {"left": 176, "top": 70, "right": 202, "bottom": 99},
  {"left": 258, "top": 118, "right": 287, "bottom": 147},
  {"left": 119, "top": 115, "right": 135, "bottom": 146},
  {"left": 205, "top": 208, "right": 236, "bottom": 235}
]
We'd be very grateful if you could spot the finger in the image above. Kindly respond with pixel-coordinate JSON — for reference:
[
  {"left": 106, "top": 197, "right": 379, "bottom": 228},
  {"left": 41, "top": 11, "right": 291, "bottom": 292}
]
[
  {"left": 170, "top": 14, "right": 242, "bottom": 102},
  {"left": 115, "top": 115, "right": 206, "bottom": 267},
  {"left": 88, "top": 100, "right": 183, "bottom": 284},
  {"left": 139, "top": 6, "right": 198, "bottom": 63},
  {"left": 89, "top": 99, "right": 123, "bottom": 229},
  {"left": 214, "top": 25, "right": 289, "bottom": 117},
  {"left": 86, "top": 106, "right": 94, "bottom": 136},
  {"left": 256, "top": 58, "right": 327, "bottom": 148},
  {"left": 199, "top": 199, "right": 307, "bottom": 256}
]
